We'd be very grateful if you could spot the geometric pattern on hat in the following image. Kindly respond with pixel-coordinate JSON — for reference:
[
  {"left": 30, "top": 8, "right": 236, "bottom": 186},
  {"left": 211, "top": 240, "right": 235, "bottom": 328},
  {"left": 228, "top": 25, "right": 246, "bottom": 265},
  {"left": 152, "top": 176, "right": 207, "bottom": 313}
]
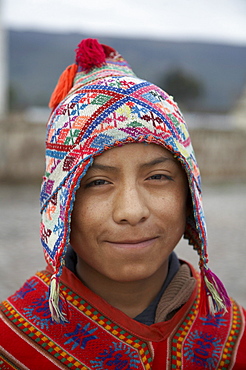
[{"left": 41, "top": 72, "right": 205, "bottom": 275}]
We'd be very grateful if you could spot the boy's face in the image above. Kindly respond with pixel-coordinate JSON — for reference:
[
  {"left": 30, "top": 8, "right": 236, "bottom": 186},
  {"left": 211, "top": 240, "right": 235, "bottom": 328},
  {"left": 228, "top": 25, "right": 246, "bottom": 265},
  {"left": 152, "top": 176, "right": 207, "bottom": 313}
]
[{"left": 70, "top": 143, "right": 188, "bottom": 285}]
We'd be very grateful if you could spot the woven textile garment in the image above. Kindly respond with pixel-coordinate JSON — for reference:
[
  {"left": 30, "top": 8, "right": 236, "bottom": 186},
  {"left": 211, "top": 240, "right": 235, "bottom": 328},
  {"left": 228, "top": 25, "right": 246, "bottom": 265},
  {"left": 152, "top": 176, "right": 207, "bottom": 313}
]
[
  {"left": 1, "top": 39, "right": 246, "bottom": 369},
  {"left": 1, "top": 263, "right": 246, "bottom": 369}
]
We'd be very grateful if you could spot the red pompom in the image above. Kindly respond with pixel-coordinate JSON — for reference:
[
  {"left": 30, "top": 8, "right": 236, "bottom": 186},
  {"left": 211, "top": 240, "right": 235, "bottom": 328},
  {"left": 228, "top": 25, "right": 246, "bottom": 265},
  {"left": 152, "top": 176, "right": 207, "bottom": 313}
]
[{"left": 75, "top": 39, "right": 106, "bottom": 72}]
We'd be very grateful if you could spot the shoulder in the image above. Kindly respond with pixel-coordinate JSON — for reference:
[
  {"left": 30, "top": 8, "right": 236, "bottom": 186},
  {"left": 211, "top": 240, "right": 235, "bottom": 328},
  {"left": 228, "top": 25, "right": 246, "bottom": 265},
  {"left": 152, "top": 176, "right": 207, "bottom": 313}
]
[
  {"left": 232, "top": 303, "right": 246, "bottom": 368},
  {"left": 0, "top": 270, "right": 51, "bottom": 331},
  {"left": 169, "top": 262, "right": 246, "bottom": 369},
  {"left": 0, "top": 270, "right": 52, "bottom": 361},
  {"left": 1, "top": 270, "right": 51, "bottom": 305}
]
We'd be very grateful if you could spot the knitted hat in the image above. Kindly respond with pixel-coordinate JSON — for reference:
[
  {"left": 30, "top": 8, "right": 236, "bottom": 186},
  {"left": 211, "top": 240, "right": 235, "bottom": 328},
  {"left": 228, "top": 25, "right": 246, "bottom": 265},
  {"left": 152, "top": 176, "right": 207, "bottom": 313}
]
[{"left": 40, "top": 38, "right": 230, "bottom": 322}]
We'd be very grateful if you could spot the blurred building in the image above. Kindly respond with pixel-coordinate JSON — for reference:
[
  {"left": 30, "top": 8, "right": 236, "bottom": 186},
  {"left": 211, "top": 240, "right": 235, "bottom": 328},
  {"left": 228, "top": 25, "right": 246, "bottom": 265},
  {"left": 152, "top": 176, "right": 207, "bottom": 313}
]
[
  {"left": 232, "top": 85, "right": 246, "bottom": 131},
  {"left": 0, "top": 0, "right": 7, "bottom": 118}
]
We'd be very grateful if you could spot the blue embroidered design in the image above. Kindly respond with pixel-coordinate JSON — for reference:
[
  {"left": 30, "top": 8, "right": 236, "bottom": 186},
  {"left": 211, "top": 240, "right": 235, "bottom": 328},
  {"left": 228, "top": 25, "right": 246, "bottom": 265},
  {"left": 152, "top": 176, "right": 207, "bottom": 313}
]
[
  {"left": 12, "top": 279, "right": 38, "bottom": 301},
  {"left": 90, "top": 342, "right": 140, "bottom": 370},
  {"left": 23, "top": 291, "right": 55, "bottom": 329},
  {"left": 131, "top": 105, "right": 148, "bottom": 118},
  {"left": 200, "top": 313, "right": 228, "bottom": 327},
  {"left": 142, "top": 92, "right": 160, "bottom": 104},
  {"left": 91, "top": 133, "right": 115, "bottom": 148},
  {"left": 64, "top": 323, "right": 98, "bottom": 350},
  {"left": 184, "top": 330, "right": 223, "bottom": 368},
  {"left": 53, "top": 218, "right": 64, "bottom": 234}
]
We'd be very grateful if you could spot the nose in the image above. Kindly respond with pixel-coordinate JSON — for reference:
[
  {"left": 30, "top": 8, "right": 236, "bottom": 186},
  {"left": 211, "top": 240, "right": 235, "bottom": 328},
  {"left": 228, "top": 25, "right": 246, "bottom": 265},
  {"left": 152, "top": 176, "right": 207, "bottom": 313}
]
[{"left": 112, "top": 183, "right": 150, "bottom": 226}]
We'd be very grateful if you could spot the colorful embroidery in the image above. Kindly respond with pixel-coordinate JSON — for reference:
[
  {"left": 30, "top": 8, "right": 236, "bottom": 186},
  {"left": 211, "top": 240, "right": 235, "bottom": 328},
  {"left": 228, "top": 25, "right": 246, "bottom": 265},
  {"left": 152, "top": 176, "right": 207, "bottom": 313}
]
[
  {"left": 170, "top": 295, "right": 200, "bottom": 368},
  {"left": 23, "top": 291, "right": 56, "bottom": 329},
  {"left": 170, "top": 292, "right": 243, "bottom": 369},
  {"left": 1, "top": 269, "right": 245, "bottom": 369},
  {"left": 11, "top": 279, "right": 38, "bottom": 301},
  {"left": 200, "top": 313, "right": 228, "bottom": 327},
  {"left": 1, "top": 271, "right": 153, "bottom": 370},
  {"left": 64, "top": 323, "right": 98, "bottom": 350},
  {"left": 183, "top": 331, "right": 223, "bottom": 368},
  {"left": 217, "top": 300, "right": 244, "bottom": 370},
  {"left": 90, "top": 342, "right": 141, "bottom": 369}
]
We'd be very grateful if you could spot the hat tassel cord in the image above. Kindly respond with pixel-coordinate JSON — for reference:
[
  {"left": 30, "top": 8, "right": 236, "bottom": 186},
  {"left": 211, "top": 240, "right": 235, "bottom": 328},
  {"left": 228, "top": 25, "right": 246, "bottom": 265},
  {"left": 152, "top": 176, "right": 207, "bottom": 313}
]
[
  {"left": 201, "top": 266, "right": 231, "bottom": 316},
  {"left": 49, "top": 274, "right": 69, "bottom": 323}
]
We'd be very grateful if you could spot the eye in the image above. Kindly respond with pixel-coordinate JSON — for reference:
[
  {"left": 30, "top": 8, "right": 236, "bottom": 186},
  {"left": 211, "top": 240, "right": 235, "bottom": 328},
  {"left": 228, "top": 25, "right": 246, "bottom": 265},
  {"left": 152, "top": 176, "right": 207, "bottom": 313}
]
[
  {"left": 147, "top": 174, "right": 173, "bottom": 181},
  {"left": 86, "top": 179, "right": 110, "bottom": 187}
]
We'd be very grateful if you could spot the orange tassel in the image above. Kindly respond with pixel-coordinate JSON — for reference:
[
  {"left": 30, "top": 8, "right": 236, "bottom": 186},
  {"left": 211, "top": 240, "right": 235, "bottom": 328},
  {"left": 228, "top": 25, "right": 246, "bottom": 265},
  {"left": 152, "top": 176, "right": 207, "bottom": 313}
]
[{"left": 49, "top": 63, "right": 78, "bottom": 110}]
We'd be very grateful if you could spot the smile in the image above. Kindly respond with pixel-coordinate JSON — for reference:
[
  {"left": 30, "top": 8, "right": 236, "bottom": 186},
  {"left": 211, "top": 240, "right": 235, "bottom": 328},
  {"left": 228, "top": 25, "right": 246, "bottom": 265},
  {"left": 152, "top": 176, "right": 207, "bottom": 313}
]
[{"left": 106, "top": 237, "right": 158, "bottom": 250}]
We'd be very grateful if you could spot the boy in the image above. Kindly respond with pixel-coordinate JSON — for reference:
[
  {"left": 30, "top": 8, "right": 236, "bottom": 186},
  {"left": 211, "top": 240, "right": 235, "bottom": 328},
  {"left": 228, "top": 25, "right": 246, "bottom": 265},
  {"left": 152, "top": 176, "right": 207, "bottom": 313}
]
[{"left": 1, "top": 38, "right": 245, "bottom": 369}]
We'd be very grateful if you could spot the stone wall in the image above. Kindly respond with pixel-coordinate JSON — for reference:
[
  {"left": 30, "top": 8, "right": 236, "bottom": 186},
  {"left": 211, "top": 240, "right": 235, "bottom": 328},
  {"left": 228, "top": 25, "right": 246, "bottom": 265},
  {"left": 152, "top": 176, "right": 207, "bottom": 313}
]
[
  {"left": 0, "top": 116, "right": 45, "bottom": 183},
  {"left": 191, "top": 129, "right": 246, "bottom": 183},
  {"left": 0, "top": 117, "right": 246, "bottom": 183}
]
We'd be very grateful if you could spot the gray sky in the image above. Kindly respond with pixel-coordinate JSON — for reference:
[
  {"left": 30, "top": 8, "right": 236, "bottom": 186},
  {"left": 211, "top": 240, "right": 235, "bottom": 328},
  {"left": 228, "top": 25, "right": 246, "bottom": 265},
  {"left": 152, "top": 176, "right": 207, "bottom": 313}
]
[{"left": 2, "top": 0, "right": 246, "bottom": 45}]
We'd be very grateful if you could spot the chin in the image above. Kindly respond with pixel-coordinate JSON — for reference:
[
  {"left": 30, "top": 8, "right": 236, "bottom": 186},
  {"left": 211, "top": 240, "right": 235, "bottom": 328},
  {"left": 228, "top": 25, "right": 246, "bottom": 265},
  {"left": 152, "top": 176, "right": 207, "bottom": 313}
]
[{"left": 108, "top": 263, "right": 163, "bottom": 283}]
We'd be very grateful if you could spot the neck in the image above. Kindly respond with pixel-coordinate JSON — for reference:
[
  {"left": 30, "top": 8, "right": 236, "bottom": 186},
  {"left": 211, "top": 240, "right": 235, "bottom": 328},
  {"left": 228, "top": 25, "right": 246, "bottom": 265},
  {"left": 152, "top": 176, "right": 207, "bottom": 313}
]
[{"left": 76, "top": 259, "right": 168, "bottom": 318}]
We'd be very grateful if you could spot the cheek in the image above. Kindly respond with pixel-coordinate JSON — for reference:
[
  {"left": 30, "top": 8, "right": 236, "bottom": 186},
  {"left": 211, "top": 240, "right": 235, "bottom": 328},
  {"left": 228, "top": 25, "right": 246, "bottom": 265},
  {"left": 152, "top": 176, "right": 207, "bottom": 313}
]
[
  {"left": 71, "top": 194, "right": 94, "bottom": 226},
  {"left": 159, "top": 190, "right": 187, "bottom": 214},
  {"left": 70, "top": 196, "right": 108, "bottom": 247},
  {"left": 154, "top": 191, "right": 188, "bottom": 232}
]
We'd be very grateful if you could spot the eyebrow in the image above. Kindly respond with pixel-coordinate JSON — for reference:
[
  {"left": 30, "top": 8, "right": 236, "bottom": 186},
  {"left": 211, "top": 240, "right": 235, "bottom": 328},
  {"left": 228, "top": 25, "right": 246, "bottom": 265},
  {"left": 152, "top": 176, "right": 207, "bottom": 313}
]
[
  {"left": 91, "top": 156, "right": 176, "bottom": 172},
  {"left": 141, "top": 156, "right": 176, "bottom": 168},
  {"left": 90, "top": 163, "right": 119, "bottom": 172}
]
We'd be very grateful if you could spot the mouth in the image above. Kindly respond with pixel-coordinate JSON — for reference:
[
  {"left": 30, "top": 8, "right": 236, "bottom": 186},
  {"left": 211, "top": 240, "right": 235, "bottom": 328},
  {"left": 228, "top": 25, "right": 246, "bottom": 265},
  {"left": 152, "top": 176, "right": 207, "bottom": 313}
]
[{"left": 106, "top": 237, "right": 159, "bottom": 250}]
